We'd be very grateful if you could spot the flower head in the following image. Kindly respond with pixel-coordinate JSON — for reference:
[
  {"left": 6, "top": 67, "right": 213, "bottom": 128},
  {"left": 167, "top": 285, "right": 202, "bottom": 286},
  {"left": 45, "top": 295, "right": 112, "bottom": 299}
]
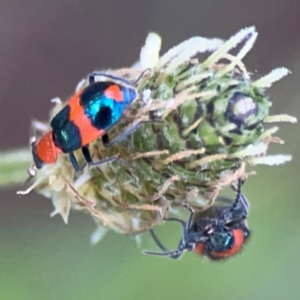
[{"left": 18, "top": 27, "right": 296, "bottom": 244}]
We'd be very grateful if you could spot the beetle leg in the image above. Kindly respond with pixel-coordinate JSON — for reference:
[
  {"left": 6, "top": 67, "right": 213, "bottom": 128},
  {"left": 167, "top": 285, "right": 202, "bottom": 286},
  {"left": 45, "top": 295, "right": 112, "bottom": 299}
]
[
  {"left": 102, "top": 120, "right": 144, "bottom": 147},
  {"left": 81, "top": 146, "right": 132, "bottom": 169},
  {"left": 149, "top": 229, "right": 169, "bottom": 252},
  {"left": 103, "top": 119, "right": 163, "bottom": 147},
  {"left": 69, "top": 152, "right": 80, "bottom": 172}
]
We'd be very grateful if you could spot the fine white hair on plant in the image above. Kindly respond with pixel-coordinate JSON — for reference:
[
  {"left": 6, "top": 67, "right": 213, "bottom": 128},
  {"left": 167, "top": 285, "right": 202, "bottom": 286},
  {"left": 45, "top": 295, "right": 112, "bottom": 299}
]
[
  {"left": 228, "top": 143, "right": 268, "bottom": 159},
  {"left": 159, "top": 36, "right": 223, "bottom": 72},
  {"left": 252, "top": 67, "right": 291, "bottom": 88},
  {"left": 264, "top": 114, "right": 297, "bottom": 123},
  {"left": 201, "top": 26, "right": 256, "bottom": 68},
  {"left": 219, "top": 31, "right": 258, "bottom": 78},
  {"left": 246, "top": 155, "right": 292, "bottom": 166}
]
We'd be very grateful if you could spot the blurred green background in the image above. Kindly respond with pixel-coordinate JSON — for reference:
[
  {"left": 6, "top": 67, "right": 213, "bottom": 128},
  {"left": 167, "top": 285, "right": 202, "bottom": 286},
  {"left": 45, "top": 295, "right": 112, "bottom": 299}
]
[{"left": 1, "top": 1, "right": 300, "bottom": 299}]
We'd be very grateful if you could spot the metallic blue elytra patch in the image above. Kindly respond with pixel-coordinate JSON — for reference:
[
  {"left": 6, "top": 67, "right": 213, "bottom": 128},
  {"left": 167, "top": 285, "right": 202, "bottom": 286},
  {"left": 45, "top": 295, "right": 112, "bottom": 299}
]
[
  {"left": 52, "top": 120, "right": 82, "bottom": 153},
  {"left": 80, "top": 82, "right": 137, "bottom": 130},
  {"left": 51, "top": 104, "right": 82, "bottom": 152},
  {"left": 51, "top": 104, "right": 71, "bottom": 131},
  {"left": 80, "top": 82, "right": 113, "bottom": 106}
]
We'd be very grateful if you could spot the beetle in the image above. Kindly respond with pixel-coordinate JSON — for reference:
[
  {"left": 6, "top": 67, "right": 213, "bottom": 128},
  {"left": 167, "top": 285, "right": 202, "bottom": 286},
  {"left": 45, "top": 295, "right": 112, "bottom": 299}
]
[
  {"left": 143, "top": 178, "right": 250, "bottom": 260},
  {"left": 31, "top": 71, "right": 147, "bottom": 172}
]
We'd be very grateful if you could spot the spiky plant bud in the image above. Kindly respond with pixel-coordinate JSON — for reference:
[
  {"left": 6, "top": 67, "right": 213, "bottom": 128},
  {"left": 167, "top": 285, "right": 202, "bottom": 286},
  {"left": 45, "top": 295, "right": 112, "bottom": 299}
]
[{"left": 19, "top": 27, "right": 296, "bottom": 244}]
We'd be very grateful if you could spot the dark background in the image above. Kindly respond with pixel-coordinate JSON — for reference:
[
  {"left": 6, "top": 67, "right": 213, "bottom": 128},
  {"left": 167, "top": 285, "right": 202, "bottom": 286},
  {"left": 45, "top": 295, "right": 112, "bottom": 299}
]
[{"left": 1, "top": 1, "right": 300, "bottom": 299}]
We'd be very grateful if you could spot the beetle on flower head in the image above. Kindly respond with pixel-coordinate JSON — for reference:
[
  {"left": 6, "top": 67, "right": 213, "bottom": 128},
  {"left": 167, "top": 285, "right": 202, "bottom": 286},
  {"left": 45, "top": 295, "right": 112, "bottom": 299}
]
[
  {"left": 144, "top": 179, "right": 250, "bottom": 260},
  {"left": 31, "top": 72, "right": 139, "bottom": 172}
]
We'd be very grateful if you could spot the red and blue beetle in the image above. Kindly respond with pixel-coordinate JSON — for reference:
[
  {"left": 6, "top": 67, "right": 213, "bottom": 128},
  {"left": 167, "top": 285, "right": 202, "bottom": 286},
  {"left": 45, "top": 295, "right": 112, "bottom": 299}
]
[
  {"left": 31, "top": 72, "right": 144, "bottom": 172},
  {"left": 143, "top": 178, "right": 250, "bottom": 260}
]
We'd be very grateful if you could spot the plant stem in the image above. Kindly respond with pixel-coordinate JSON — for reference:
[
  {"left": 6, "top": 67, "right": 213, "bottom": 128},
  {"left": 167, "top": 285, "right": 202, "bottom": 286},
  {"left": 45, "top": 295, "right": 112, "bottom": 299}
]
[{"left": 0, "top": 148, "right": 31, "bottom": 188}]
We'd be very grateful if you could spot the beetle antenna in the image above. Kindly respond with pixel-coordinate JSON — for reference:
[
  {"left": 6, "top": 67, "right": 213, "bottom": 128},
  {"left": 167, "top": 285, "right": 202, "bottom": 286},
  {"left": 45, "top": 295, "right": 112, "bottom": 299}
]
[
  {"left": 88, "top": 68, "right": 151, "bottom": 86},
  {"left": 131, "top": 68, "right": 151, "bottom": 86}
]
